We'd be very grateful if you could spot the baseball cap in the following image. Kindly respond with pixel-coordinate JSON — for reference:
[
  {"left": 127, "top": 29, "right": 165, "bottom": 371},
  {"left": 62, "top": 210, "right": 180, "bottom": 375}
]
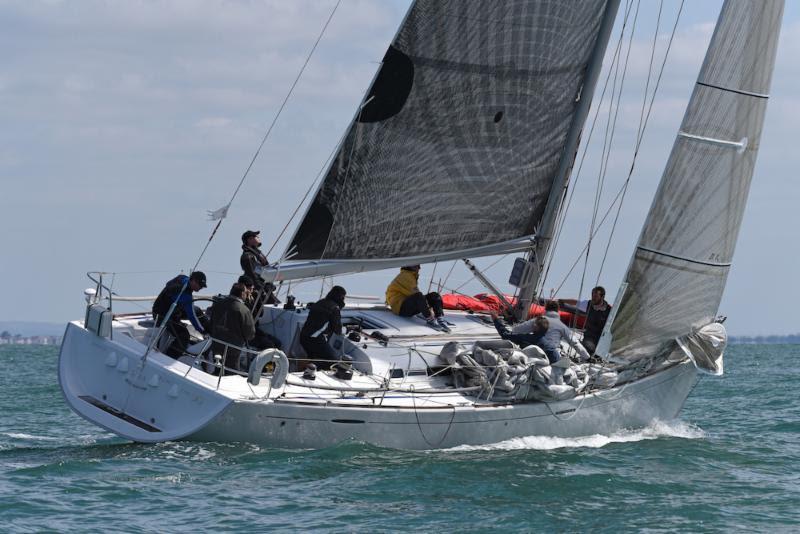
[
  {"left": 241, "top": 230, "right": 260, "bottom": 243},
  {"left": 190, "top": 271, "right": 207, "bottom": 288}
]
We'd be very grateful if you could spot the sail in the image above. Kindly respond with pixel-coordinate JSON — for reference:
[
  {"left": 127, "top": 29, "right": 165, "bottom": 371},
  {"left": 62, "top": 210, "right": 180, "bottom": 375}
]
[
  {"left": 607, "top": 0, "right": 784, "bottom": 368},
  {"left": 287, "top": 0, "right": 616, "bottom": 263}
]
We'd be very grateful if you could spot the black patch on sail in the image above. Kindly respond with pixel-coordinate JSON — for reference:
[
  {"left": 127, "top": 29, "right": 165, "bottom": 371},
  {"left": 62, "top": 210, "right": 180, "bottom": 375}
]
[
  {"left": 290, "top": 194, "right": 333, "bottom": 259},
  {"left": 358, "top": 45, "right": 414, "bottom": 123}
]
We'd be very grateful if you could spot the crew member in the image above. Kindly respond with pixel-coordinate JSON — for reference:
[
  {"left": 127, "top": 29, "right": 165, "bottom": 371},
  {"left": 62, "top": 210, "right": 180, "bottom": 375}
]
[
  {"left": 545, "top": 300, "right": 591, "bottom": 361},
  {"left": 152, "top": 271, "right": 208, "bottom": 357},
  {"left": 490, "top": 312, "right": 560, "bottom": 364},
  {"left": 582, "top": 286, "right": 612, "bottom": 354},
  {"left": 385, "top": 265, "right": 448, "bottom": 331},
  {"left": 299, "top": 286, "right": 346, "bottom": 370},
  {"left": 238, "top": 275, "right": 282, "bottom": 350},
  {"left": 209, "top": 282, "right": 256, "bottom": 372},
  {"left": 240, "top": 229, "right": 279, "bottom": 311}
]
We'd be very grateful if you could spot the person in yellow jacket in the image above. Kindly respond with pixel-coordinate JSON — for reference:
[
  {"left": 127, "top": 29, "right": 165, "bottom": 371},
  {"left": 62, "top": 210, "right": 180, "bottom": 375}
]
[{"left": 385, "top": 265, "right": 449, "bottom": 331}]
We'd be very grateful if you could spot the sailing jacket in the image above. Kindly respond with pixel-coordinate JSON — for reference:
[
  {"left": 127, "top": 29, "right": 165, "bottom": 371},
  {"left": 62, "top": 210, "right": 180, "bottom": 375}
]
[
  {"left": 531, "top": 311, "right": 590, "bottom": 360},
  {"left": 300, "top": 297, "right": 343, "bottom": 341},
  {"left": 583, "top": 301, "right": 611, "bottom": 346},
  {"left": 209, "top": 295, "right": 255, "bottom": 349},
  {"left": 240, "top": 245, "right": 269, "bottom": 288},
  {"left": 386, "top": 269, "right": 419, "bottom": 314},
  {"left": 152, "top": 275, "right": 205, "bottom": 333},
  {"left": 492, "top": 317, "right": 560, "bottom": 364}
]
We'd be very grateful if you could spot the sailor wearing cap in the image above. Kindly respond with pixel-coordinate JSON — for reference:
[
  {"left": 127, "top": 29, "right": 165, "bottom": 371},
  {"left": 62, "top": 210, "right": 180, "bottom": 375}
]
[
  {"left": 152, "top": 271, "right": 208, "bottom": 357},
  {"left": 240, "top": 230, "right": 279, "bottom": 308}
]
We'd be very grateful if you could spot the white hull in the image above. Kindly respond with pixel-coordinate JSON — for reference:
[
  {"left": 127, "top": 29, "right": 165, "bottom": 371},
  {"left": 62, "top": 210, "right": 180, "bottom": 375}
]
[
  {"left": 190, "top": 360, "right": 697, "bottom": 449},
  {"left": 59, "top": 307, "right": 699, "bottom": 450}
]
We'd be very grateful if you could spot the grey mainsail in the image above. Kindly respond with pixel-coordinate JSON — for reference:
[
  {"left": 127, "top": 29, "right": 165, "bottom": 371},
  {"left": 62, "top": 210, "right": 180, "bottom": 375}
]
[
  {"left": 287, "top": 0, "right": 617, "bottom": 266},
  {"left": 606, "top": 0, "right": 784, "bottom": 371}
]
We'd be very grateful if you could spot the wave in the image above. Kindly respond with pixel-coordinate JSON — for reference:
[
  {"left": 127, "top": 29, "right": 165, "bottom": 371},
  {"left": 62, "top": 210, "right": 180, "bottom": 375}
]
[
  {"left": 1, "top": 432, "right": 62, "bottom": 442},
  {"left": 445, "top": 419, "right": 706, "bottom": 452}
]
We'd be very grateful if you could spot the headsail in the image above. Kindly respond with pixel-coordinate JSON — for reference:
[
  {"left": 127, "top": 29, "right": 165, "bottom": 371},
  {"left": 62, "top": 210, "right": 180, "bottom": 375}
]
[
  {"left": 606, "top": 0, "right": 784, "bottom": 371},
  {"left": 286, "top": 0, "right": 618, "bottom": 270}
]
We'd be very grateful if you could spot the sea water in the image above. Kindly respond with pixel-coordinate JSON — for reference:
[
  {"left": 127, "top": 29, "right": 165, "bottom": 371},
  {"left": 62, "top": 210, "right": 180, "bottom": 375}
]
[{"left": 1, "top": 344, "right": 798, "bottom": 532}]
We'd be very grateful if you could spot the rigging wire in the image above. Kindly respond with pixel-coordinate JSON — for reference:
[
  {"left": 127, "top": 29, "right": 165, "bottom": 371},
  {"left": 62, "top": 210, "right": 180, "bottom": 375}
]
[
  {"left": 537, "top": 0, "right": 636, "bottom": 297},
  {"left": 194, "top": 0, "right": 342, "bottom": 272},
  {"left": 136, "top": 2, "right": 341, "bottom": 366},
  {"left": 595, "top": 0, "right": 684, "bottom": 284},
  {"left": 575, "top": 0, "right": 641, "bottom": 316},
  {"left": 441, "top": 261, "right": 459, "bottom": 292},
  {"left": 547, "top": 0, "right": 685, "bottom": 298}
]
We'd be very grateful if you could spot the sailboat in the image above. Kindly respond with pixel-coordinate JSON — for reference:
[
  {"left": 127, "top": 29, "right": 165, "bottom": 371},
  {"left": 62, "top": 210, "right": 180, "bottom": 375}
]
[{"left": 58, "top": 0, "right": 783, "bottom": 449}]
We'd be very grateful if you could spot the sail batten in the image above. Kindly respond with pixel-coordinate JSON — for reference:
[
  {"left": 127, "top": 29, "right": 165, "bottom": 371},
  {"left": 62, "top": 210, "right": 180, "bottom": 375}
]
[
  {"left": 286, "top": 0, "right": 616, "bottom": 266},
  {"left": 607, "top": 0, "right": 784, "bottom": 370}
]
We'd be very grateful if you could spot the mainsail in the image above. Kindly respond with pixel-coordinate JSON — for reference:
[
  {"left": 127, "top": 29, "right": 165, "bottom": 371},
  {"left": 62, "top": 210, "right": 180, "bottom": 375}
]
[
  {"left": 606, "top": 0, "right": 784, "bottom": 370},
  {"left": 286, "top": 0, "right": 618, "bottom": 269}
]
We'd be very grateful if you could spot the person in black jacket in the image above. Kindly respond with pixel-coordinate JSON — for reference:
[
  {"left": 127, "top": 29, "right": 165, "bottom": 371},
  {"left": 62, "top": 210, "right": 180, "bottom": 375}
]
[
  {"left": 240, "top": 230, "right": 279, "bottom": 310},
  {"left": 299, "top": 286, "right": 346, "bottom": 370},
  {"left": 152, "top": 272, "right": 207, "bottom": 358},
  {"left": 582, "top": 286, "right": 612, "bottom": 354},
  {"left": 209, "top": 283, "right": 256, "bottom": 373}
]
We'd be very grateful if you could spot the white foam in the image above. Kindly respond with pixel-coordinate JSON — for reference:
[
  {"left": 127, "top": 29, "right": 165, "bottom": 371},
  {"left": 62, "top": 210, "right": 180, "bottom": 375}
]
[
  {"left": 153, "top": 442, "right": 218, "bottom": 461},
  {"left": 446, "top": 419, "right": 705, "bottom": 452},
  {"left": 2, "top": 432, "right": 61, "bottom": 442}
]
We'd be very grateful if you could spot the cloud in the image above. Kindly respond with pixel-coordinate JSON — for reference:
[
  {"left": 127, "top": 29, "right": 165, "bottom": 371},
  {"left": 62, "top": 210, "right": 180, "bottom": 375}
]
[{"left": 1, "top": 0, "right": 798, "bottom": 337}]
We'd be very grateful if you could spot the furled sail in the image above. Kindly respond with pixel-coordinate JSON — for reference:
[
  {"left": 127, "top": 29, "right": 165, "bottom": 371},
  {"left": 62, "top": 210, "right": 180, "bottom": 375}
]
[
  {"left": 606, "top": 0, "right": 784, "bottom": 370},
  {"left": 287, "top": 0, "right": 616, "bottom": 265}
]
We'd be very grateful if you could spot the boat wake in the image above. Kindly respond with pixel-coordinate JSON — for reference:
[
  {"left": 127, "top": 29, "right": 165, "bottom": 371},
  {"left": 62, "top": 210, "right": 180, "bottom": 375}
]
[{"left": 446, "top": 419, "right": 705, "bottom": 452}]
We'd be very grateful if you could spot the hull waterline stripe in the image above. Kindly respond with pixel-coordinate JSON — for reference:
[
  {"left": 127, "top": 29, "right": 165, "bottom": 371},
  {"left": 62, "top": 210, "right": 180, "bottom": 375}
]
[
  {"left": 696, "top": 81, "right": 769, "bottom": 99},
  {"left": 636, "top": 246, "right": 732, "bottom": 268},
  {"left": 79, "top": 395, "right": 161, "bottom": 433},
  {"left": 330, "top": 419, "right": 366, "bottom": 424}
]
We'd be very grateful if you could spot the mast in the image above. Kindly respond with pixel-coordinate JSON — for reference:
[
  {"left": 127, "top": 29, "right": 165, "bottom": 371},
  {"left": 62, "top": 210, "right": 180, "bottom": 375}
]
[{"left": 513, "top": 0, "right": 621, "bottom": 321}]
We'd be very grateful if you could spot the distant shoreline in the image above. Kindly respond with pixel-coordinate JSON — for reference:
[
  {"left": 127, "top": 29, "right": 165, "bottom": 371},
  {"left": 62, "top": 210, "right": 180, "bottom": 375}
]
[
  {"left": 0, "top": 335, "right": 62, "bottom": 346},
  {"left": 729, "top": 335, "right": 800, "bottom": 345},
  {"left": 2, "top": 319, "right": 799, "bottom": 347}
]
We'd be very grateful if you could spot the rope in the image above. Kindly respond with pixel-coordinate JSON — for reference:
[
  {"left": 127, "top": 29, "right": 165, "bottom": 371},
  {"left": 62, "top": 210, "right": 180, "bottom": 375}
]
[
  {"left": 544, "top": 389, "right": 590, "bottom": 421},
  {"left": 410, "top": 384, "right": 458, "bottom": 448}
]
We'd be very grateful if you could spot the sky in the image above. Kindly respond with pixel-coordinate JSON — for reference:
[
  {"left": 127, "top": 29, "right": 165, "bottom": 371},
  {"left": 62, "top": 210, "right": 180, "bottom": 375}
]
[{"left": 1, "top": 0, "right": 798, "bottom": 336}]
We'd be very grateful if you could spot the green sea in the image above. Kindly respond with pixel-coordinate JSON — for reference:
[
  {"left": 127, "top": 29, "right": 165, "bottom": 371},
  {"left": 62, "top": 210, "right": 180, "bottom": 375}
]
[{"left": 0, "top": 344, "right": 797, "bottom": 532}]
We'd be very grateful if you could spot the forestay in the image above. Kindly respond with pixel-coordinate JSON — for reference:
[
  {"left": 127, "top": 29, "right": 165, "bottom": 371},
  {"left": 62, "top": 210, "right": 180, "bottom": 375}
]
[
  {"left": 287, "top": 0, "right": 615, "bottom": 264},
  {"left": 607, "top": 0, "right": 784, "bottom": 370}
]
